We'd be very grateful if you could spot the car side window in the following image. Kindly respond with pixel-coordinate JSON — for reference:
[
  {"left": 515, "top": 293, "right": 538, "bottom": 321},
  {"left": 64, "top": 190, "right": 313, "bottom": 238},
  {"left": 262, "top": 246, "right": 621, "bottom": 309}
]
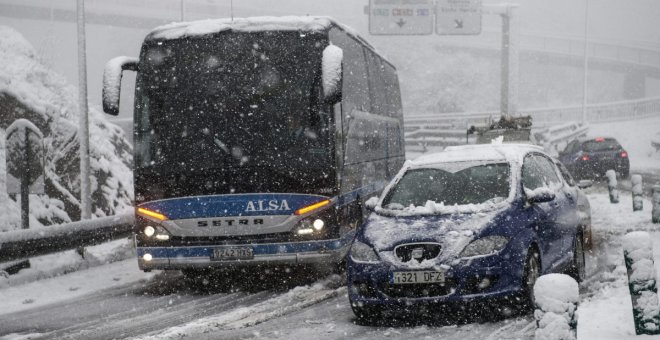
[
  {"left": 556, "top": 161, "right": 576, "bottom": 187},
  {"left": 522, "top": 155, "right": 545, "bottom": 190},
  {"left": 564, "top": 140, "right": 579, "bottom": 154},
  {"left": 534, "top": 154, "right": 561, "bottom": 186},
  {"left": 522, "top": 154, "right": 561, "bottom": 190}
]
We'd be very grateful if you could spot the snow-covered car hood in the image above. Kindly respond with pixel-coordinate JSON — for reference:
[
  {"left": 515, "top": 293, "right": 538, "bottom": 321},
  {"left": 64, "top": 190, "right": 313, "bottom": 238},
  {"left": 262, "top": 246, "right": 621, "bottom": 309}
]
[{"left": 362, "top": 205, "right": 509, "bottom": 267}]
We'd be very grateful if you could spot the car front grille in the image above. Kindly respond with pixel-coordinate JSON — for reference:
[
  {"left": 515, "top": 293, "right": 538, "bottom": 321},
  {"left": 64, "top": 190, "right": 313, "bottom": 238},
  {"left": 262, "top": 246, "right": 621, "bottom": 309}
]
[{"left": 395, "top": 243, "right": 442, "bottom": 263}]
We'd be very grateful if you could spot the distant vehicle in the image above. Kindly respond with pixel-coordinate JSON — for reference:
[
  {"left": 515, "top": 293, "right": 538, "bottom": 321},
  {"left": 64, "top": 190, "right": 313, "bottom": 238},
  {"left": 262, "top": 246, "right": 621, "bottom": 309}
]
[
  {"left": 652, "top": 133, "right": 660, "bottom": 153},
  {"left": 101, "top": 17, "right": 405, "bottom": 277},
  {"left": 558, "top": 137, "right": 630, "bottom": 179},
  {"left": 470, "top": 115, "right": 536, "bottom": 145},
  {"left": 347, "top": 144, "right": 586, "bottom": 321}
]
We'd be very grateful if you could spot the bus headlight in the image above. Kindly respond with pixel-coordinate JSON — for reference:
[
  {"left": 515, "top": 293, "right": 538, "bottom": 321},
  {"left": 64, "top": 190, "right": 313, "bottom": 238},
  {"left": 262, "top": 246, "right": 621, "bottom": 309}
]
[
  {"left": 143, "top": 225, "right": 171, "bottom": 241},
  {"left": 296, "top": 218, "right": 323, "bottom": 235}
]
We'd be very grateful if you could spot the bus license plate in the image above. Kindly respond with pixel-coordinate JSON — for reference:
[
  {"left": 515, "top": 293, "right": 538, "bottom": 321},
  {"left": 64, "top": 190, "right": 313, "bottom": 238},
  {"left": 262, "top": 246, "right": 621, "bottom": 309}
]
[
  {"left": 212, "top": 246, "right": 254, "bottom": 260},
  {"left": 390, "top": 271, "right": 445, "bottom": 284}
]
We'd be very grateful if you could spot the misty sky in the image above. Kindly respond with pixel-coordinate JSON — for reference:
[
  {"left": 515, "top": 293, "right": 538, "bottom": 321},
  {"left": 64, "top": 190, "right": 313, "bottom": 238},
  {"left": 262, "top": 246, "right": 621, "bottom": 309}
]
[{"left": 0, "top": 0, "right": 658, "bottom": 117}]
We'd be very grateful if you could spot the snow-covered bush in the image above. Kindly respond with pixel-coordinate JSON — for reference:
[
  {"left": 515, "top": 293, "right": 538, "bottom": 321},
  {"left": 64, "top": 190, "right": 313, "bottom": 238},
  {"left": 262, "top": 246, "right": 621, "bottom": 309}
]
[
  {"left": 533, "top": 273, "right": 579, "bottom": 340},
  {"left": 0, "top": 26, "right": 133, "bottom": 230},
  {"left": 622, "top": 231, "right": 660, "bottom": 334}
]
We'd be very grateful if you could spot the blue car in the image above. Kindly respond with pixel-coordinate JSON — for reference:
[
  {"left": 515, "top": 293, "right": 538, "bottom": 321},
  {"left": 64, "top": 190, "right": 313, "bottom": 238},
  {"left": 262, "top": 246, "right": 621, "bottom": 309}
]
[{"left": 347, "top": 144, "right": 585, "bottom": 321}]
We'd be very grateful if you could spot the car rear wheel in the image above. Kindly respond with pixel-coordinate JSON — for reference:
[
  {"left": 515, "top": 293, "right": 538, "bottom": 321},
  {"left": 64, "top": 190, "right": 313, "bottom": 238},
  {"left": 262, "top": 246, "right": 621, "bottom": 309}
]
[
  {"left": 568, "top": 234, "right": 586, "bottom": 283},
  {"left": 521, "top": 248, "right": 540, "bottom": 310}
]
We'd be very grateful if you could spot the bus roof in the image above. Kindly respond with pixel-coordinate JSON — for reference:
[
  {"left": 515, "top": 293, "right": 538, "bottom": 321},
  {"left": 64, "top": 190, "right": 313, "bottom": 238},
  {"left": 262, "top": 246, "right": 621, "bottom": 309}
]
[{"left": 144, "top": 16, "right": 394, "bottom": 68}]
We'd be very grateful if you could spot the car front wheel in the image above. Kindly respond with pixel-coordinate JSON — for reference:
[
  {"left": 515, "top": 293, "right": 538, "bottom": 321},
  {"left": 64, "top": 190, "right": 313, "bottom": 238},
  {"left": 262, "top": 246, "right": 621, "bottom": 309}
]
[
  {"left": 521, "top": 248, "right": 541, "bottom": 310},
  {"left": 568, "top": 234, "right": 586, "bottom": 283},
  {"left": 351, "top": 303, "right": 383, "bottom": 324}
]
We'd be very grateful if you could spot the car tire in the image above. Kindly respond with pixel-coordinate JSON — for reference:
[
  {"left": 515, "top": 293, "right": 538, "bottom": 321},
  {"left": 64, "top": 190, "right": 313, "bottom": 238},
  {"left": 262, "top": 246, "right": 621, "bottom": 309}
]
[
  {"left": 568, "top": 234, "right": 586, "bottom": 283},
  {"left": 351, "top": 303, "right": 383, "bottom": 324},
  {"left": 521, "top": 248, "right": 541, "bottom": 311}
]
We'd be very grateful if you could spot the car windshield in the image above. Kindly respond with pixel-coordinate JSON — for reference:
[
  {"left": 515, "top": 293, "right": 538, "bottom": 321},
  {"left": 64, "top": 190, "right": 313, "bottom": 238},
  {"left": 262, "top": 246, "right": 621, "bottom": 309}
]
[
  {"left": 583, "top": 139, "right": 621, "bottom": 152},
  {"left": 381, "top": 162, "right": 511, "bottom": 210}
]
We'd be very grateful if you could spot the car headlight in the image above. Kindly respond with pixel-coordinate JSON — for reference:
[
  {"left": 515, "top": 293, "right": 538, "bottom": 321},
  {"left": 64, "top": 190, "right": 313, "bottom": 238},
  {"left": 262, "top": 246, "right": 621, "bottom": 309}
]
[
  {"left": 460, "top": 236, "right": 509, "bottom": 258},
  {"left": 350, "top": 240, "right": 380, "bottom": 263}
]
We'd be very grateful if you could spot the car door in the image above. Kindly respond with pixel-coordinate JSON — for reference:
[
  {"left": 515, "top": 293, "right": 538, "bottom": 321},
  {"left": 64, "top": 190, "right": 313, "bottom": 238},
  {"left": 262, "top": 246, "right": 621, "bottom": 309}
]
[
  {"left": 535, "top": 155, "right": 579, "bottom": 266},
  {"left": 521, "top": 153, "right": 566, "bottom": 272}
]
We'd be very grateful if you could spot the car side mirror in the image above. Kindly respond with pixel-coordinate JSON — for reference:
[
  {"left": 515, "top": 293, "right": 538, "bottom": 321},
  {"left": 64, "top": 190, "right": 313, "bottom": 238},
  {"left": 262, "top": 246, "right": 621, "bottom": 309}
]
[
  {"left": 365, "top": 196, "right": 379, "bottom": 211},
  {"left": 102, "top": 56, "right": 138, "bottom": 116},
  {"left": 577, "top": 180, "right": 593, "bottom": 189},
  {"left": 322, "top": 45, "right": 343, "bottom": 105},
  {"left": 525, "top": 188, "right": 556, "bottom": 204}
]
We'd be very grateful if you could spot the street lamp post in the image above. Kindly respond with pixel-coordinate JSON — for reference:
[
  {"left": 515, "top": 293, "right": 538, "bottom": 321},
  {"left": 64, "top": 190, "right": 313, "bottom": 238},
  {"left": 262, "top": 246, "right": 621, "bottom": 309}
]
[
  {"left": 77, "top": 0, "right": 91, "bottom": 220},
  {"left": 581, "top": 0, "right": 590, "bottom": 124}
]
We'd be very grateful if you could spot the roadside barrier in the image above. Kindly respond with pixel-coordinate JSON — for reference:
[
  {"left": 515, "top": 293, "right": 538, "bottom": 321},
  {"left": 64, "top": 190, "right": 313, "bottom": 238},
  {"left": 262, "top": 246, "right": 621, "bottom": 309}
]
[
  {"left": 533, "top": 273, "right": 578, "bottom": 340},
  {"left": 632, "top": 175, "right": 643, "bottom": 211},
  {"left": 622, "top": 231, "right": 660, "bottom": 335},
  {"left": 606, "top": 170, "right": 619, "bottom": 204},
  {"left": 653, "top": 184, "right": 660, "bottom": 224}
]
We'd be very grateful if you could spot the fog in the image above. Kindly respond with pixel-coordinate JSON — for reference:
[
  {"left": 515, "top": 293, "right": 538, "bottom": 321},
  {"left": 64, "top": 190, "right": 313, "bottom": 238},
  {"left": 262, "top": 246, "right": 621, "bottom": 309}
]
[{"left": 0, "top": 0, "right": 658, "bottom": 117}]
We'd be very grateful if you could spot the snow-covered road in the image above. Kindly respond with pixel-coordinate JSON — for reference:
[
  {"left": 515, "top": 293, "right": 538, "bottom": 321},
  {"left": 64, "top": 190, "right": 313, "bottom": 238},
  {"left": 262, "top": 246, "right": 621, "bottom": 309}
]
[{"left": 0, "top": 187, "right": 658, "bottom": 340}]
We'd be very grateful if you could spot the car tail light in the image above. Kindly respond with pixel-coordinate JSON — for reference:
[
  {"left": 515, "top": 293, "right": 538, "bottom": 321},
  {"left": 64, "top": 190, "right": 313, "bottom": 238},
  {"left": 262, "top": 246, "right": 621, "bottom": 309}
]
[
  {"left": 595, "top": 137, "right": 605, "bottom": 142},
  {"left": 620, "top": 151, "right": 628, "bottom": 158},
  {"left": 581, "top": 154, "right": 590, "bottom": 161}
]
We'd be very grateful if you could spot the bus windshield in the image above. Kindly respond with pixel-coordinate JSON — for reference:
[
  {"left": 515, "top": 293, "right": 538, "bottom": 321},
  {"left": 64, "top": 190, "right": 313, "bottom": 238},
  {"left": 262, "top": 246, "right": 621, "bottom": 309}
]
[{"left": 134, "top": 31, "right": 331, "bottom": 177}]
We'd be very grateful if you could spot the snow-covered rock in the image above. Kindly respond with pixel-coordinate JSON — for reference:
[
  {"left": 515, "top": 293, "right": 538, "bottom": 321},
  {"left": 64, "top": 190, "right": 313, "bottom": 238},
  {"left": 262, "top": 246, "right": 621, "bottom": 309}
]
[{"left": 0, "top": 26, "right": 133, "bottom": 230}]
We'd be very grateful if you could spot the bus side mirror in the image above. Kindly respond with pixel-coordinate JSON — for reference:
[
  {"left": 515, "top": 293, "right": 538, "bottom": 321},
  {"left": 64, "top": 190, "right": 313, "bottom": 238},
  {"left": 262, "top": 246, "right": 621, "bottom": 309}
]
[
  {"left": 102, "top": 56, "right": 138, "bottom": 116},
  {"left": 322, "top": 45, "right": 343, "bottom": 105}
]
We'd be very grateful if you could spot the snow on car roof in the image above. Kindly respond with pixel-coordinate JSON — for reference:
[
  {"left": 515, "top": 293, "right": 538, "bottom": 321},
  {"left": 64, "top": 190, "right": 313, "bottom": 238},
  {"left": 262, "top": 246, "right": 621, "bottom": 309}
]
[{"left": 412, "top": 143, "right": 544, "bottom": 167}]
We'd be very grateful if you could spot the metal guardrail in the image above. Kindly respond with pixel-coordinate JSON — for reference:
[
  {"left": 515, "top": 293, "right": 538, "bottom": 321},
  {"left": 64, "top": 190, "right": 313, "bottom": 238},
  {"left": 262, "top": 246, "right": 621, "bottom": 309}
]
[
  {"left": 0, "top": 212, "right": 134, "bottom": 263},
  {"left": 404, "top": 97, "right": 660, "bottom": 150}
]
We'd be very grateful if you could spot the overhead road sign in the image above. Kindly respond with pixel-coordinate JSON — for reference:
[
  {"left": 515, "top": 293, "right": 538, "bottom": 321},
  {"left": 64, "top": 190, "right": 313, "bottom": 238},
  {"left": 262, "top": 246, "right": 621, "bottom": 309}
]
[
  {"left": 369, "top": 0, "right": 434, "bottom": 35},
  {"left": 436, "top": 0, "right": 482, "bottom": 35}
]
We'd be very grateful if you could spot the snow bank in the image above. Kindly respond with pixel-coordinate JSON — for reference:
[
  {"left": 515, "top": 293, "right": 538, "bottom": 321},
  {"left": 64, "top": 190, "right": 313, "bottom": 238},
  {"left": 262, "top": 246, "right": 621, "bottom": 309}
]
[
  {"left": 534, "top": 273, "right": 579, "bottom": 340},
  {"left": 0, "top": 26, "right": 133, "bottom": 230}
]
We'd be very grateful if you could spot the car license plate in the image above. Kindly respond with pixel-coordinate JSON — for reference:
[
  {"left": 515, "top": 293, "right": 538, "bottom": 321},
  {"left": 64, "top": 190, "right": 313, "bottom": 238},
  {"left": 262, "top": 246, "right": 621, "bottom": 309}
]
[
  {"left": 212, "top": 246, "right": 254, "bottom": 260},
  {"left": 390, "top": 271, "right": 445, "bottom": 284}
]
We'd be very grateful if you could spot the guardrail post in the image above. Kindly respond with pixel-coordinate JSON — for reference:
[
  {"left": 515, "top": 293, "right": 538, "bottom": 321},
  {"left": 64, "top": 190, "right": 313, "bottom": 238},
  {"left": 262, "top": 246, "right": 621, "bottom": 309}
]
[
  {"left": 653, "top": 184, "right": 660, "bottom": 224},
  {"left": 606, "top": 169, "right": 619, "bottom": 203},
  {"left": 623, "top": 231, "right": 660, "bottom": 335},
  {"left": 632, "top": 174, "right": 643, "bottom": 211},
  {"left": 534, "top": 273, "right": 578, "bottom": 340}
]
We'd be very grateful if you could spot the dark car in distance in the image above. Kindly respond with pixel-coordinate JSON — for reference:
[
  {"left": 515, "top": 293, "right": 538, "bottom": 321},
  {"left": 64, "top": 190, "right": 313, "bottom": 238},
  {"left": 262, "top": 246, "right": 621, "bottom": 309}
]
[
  {"left": 558, "top": 137, "right": 629, "bottom": 180},
  {"left": 347, "top": 144, "right": 586, "bottom": 322}
]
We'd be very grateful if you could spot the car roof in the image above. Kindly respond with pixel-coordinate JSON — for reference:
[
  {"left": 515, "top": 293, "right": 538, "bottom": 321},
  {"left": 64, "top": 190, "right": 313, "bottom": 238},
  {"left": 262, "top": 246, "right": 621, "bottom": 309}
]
[
  {"left": 411, "top": 143, "right": 544, "bottom": 167},
  {"left": 577, "top": 136, "right": 619, "bottom": 143}
]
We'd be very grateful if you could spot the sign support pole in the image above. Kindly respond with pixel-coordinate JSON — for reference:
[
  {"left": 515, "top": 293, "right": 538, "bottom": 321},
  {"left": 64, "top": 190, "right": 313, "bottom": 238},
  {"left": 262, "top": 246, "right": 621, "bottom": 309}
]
[{"left": 20, "top": 130, "right": 29, "bottom": 229}]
